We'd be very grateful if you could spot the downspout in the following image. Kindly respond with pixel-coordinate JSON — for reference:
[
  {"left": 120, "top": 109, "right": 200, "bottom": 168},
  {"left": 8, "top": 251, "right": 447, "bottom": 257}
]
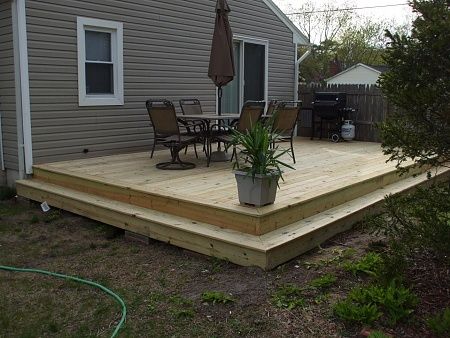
[
  {"left": 14, "top": 0, "right": 33, "bottom": 176},
  {"left": 0, "top": 112, "right": 4, "bottom": 171},
  {"left": 294, "top": 47, "right": 312, "bottom": 101},
  {"left": 294, "top": 47, "right": 312, "bottom": 135}
]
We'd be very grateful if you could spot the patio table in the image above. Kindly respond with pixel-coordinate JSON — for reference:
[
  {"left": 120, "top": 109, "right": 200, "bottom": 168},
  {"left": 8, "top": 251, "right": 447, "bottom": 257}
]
[{"left": 179, "top": 114, "right": 240, "bottom": 166}]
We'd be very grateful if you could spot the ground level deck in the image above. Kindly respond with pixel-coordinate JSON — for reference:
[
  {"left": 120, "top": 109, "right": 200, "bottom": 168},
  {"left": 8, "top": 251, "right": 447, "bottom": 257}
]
[{"left": 16, "top": 138, "right": 448, "bottom": 269}]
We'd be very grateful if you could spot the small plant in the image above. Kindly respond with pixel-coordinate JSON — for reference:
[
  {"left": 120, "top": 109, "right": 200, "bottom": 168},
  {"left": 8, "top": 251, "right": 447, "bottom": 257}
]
[
  {"left": 428, "top": 307, "right": 450, "bottom": 337},
  {"left": 367, "top": 331, "right": 391, "bottom": 338},
  {"left": 168, "top": 295, "right": 195, "bottom": 319},
  {"left": 201, "top": 291, "right": 234, "bottom": 304},
  {"left": 310, "top": 274, "right": 337, "bottom": 289},
  {"left": 30, "top": 215, "right": 39, "bottom": 224},
  {"left": 146, "top": 292, "right": 165, "bottom": 314},
  {"left": 271, "top": 284, "right": 305, "bottom": 310},
  {"left": 344, "top": 252, "right": 384, "bottom": 277},
  {"left": 231, "top": 121, "right": 294, "bottom": 182},
  {"left": 334, "top": 281, "right": 418, "bottom": 326},
  {"left": 334, "top": 300, "right": 382, "bottom": 324}
]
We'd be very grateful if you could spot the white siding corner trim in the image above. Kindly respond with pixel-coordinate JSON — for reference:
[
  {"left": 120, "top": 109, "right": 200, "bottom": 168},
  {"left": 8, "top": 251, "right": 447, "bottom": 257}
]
[
  {"left": 76, "top": 17, "right": 124, "bottom": 106},
  {"left": 13, "top": 0, "right": 33, "bottom": 175}
]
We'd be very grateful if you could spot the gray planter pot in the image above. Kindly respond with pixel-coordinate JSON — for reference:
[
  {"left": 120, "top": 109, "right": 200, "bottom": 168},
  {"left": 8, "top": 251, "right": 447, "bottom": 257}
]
[{"left": 234, "top": 171, "right": 280, "bottom": 207}]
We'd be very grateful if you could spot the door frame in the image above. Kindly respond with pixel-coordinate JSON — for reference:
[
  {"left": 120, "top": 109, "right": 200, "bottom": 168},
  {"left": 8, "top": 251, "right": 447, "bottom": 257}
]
[{"left": 216, "top": 34, "right": 269, "bottom": 113}]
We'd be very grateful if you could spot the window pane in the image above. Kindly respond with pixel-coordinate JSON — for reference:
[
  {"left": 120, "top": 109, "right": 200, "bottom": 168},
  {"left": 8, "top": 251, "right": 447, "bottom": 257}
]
[
  {"left": 85, "top": 30, "right": 111, "bottom": 62},
  {"left": 244, "top": 43, "right": 265, "bottom": 102},
  {"left": 86, "top": 63, "right": 113, "bottom": 94}
]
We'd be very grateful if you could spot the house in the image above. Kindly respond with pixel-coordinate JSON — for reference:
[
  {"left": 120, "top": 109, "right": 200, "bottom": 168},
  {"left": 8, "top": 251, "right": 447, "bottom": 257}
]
[
  {"left": 0, "top": 0, "right": 309, "bottom": 186},
  {"left": 325, "top": 63, "right": 388, "bottom": 86}
]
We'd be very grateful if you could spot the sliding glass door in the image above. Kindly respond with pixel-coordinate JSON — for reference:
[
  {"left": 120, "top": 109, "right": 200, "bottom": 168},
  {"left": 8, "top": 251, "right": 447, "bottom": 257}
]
[{"left": 221, "top": 37, "right": 267, "bottom": 114}]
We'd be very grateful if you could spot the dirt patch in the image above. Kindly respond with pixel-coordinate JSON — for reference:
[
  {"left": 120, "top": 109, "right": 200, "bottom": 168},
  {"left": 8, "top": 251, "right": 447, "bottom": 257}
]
[{"left": 0, "top": 198, "right": 448, "bottom": 337}]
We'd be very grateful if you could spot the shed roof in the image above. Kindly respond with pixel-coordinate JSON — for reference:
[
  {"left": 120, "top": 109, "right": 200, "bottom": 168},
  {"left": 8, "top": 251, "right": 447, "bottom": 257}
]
[{"left": 324, "top": 63, "right": 387, "bottom": 82}]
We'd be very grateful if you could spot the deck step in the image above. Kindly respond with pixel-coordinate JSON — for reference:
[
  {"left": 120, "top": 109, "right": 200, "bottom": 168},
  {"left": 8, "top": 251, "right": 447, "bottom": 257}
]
[
  {"left": 30, "top": 163, "right": 421, "bottom": 236},
  {"left": 16, "top": 168, "right": 448, "bottom": 270}
]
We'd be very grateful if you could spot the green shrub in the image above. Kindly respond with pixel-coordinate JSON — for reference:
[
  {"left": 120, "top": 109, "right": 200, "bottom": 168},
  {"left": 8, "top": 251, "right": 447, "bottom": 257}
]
[
  {"left": 370, "top": 182, "right": 450, "bottom": 266},
  {"left": 271, "top": 284, "right": 305, "bottom": 310},
  {"left": 335, "top": 281, "right": 417, "bottom": 326},
  {"left": 428, "top": 307, "right": 450, "bottom": 337},
  {"left": 343, "top": 252, "right": 384, "bottom": 277},
  {"left": 310, "top": 274, "right": 337, "bottom": 289},
  {"left": 201, "top": 291, "right": 234, "bottom": 304}
]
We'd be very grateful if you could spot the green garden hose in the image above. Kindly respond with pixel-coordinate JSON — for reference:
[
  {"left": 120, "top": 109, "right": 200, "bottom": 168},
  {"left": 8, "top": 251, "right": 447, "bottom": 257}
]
[{"left": 0, "top": 265, "right": 127, "bottom": 338}]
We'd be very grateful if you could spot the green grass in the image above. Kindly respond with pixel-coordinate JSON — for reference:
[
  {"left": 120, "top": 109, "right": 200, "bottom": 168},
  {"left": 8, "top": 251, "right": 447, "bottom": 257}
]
[
  {"left": 271, "top": 284, "right": 305, "bottom": 310},
  {"left": 201, "top": 291, "right": 235, "bottom": 304},
  {"left": 343, "top": 252, "right": 384, "bottom": 277},
  {"left": 428, "top": 307, "right": 450, "bottom": 337},
  {"left": 309, "top": 274, "right": 337, "bottom": 289},
  {"left": 168, "top": 295, "right": 196, "bottom": 319}
]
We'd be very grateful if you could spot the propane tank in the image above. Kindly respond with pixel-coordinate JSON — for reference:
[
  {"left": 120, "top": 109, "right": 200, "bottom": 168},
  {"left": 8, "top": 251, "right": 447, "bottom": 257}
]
[{"left": 341, "top": 120, "right": 355, "bottom": 141}]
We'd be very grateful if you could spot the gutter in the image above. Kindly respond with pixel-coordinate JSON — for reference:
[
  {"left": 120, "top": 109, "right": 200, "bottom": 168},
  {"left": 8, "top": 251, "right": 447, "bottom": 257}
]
[{"left": 12, "top": 0, "right": 33, "bottom": 176}]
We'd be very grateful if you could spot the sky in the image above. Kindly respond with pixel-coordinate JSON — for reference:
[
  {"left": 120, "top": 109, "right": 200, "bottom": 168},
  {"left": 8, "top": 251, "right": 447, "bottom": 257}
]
[{"left": 273, "top": 0, "right": 414, "bottom": 25}]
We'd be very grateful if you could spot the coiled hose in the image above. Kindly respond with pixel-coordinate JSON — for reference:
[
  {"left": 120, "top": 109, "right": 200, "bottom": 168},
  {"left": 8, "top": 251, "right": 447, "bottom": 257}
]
[{"left": 0, "top": 265, "right": 127, "bottom": 338}]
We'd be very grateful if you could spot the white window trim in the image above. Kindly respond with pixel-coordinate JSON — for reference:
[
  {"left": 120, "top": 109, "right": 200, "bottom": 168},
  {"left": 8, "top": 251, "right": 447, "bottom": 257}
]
[{"left": 77, "top": 17, "right": 124, "bottom": 106}]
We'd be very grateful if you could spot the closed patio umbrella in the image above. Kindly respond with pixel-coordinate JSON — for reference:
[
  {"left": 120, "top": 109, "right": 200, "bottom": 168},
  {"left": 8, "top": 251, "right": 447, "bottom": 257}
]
[{"left": 208, "top": 0, "right": 235, "bottom": 116}]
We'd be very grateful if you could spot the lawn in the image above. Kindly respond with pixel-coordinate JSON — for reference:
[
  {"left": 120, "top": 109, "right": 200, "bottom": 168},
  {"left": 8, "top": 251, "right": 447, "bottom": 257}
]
[{"left": 0, "top": 197, "right": 448, "bottom": 337}]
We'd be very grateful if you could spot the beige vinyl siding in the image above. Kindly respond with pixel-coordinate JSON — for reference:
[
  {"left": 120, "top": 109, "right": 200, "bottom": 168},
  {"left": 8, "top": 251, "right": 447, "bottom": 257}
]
[
  {"left": 0, "top": 0, "right": 18, "bottom": 170},
  {"left": 26, "top": 0, "right": 295, "bottom": 164}
]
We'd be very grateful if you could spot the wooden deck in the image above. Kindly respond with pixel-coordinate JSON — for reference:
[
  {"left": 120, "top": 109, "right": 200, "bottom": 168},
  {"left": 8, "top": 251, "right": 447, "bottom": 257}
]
[{"left": 16, "top": 138, "right": 448, "bottom": 269}]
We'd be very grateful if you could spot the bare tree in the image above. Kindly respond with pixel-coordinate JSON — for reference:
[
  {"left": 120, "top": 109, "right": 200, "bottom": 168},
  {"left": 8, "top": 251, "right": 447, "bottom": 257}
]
[{"left": 288, "top": 0, "right": 355, "bottom": 43}]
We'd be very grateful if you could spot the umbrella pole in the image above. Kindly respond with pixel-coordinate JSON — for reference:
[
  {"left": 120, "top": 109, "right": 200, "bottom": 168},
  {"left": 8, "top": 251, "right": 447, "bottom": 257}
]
[{"left": 218, "top": 86, "right": 222, "bottom": 116}]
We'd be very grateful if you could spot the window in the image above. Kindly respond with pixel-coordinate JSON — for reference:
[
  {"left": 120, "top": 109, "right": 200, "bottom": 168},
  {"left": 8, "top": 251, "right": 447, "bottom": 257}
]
[{"left": 77, "top": 17, "right": 123, "bottom": 106}]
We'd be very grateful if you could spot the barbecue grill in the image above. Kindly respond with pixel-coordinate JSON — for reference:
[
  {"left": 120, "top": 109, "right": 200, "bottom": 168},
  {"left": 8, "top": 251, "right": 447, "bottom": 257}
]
[{"left": 311, "top": 92, "right": 353, "bottom": 140}]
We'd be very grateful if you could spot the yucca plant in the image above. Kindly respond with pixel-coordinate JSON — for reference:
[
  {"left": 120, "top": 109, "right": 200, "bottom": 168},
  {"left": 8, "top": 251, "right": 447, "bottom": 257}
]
[{"left": 231, "top": 120, "right": 294, "bottom": 182}]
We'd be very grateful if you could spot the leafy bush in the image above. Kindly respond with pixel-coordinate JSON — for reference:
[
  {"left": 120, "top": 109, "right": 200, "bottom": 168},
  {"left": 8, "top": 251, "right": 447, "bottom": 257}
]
[
  {"left": 343, "top": 252, "right": 384, "bottom": 277},
  {"left": 428, "top": 307, "right": 450, "bottom": 337},
  {"left": 271, "top": 284, "right": 305, "bottom": 310},
  {"left": 309, "top": 274, "right": 337, "bottom": 289},
  {"left": 370, "top": 182, "right": 450, "bottom": 266},
  {"left": 201, "top": 291, "right": 234, "bottom": 304},
  {"left": 334, "top": 281, "right": 418, "bottom": 326}
]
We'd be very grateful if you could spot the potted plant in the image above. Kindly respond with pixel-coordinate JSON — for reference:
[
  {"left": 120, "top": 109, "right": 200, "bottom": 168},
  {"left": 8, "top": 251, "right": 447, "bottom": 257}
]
[{"left": 231, "top": 121, "right": 294, "bottom": 206}]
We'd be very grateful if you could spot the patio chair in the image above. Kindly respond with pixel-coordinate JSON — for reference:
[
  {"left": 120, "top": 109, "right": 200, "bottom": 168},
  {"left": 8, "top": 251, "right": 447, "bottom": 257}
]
[
  {"left": 146, "top": 99, "right": 200, "bottom": 170},
  {"left": 270, "top": 101, "right": 302, "bottom": 163},
  {"left": 179, "top": 98, "right": 207, "bottom": 154},
  {"left": 265, "top": 99, "right": 279, "bottom": 115},
  {"left": 212, "top": 100, "right": 265, "bottom": 162}
]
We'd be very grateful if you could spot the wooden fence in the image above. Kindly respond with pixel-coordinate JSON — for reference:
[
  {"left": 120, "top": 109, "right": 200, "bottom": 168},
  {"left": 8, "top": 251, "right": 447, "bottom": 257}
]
[{"left": 297, "top": 84, "right": 392, "bottom": 142}]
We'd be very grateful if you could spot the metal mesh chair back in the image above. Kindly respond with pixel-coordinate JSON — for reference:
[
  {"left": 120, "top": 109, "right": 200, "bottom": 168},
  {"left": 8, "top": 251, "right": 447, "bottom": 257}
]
[
  {"left": 146, "top": 99, "right": 180, "bottom": 135},
  {"left": 272, "top": 101, "right": 301, "bottom": 134},
  {"left": 266, "top": 99, "right": 279, "bottom": 115},
  {"left": 179, "top": 99, "right": 203, "bottom": 115},
  {"left": 237, "top": 101, "right": 265, "bottom": 132}
]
